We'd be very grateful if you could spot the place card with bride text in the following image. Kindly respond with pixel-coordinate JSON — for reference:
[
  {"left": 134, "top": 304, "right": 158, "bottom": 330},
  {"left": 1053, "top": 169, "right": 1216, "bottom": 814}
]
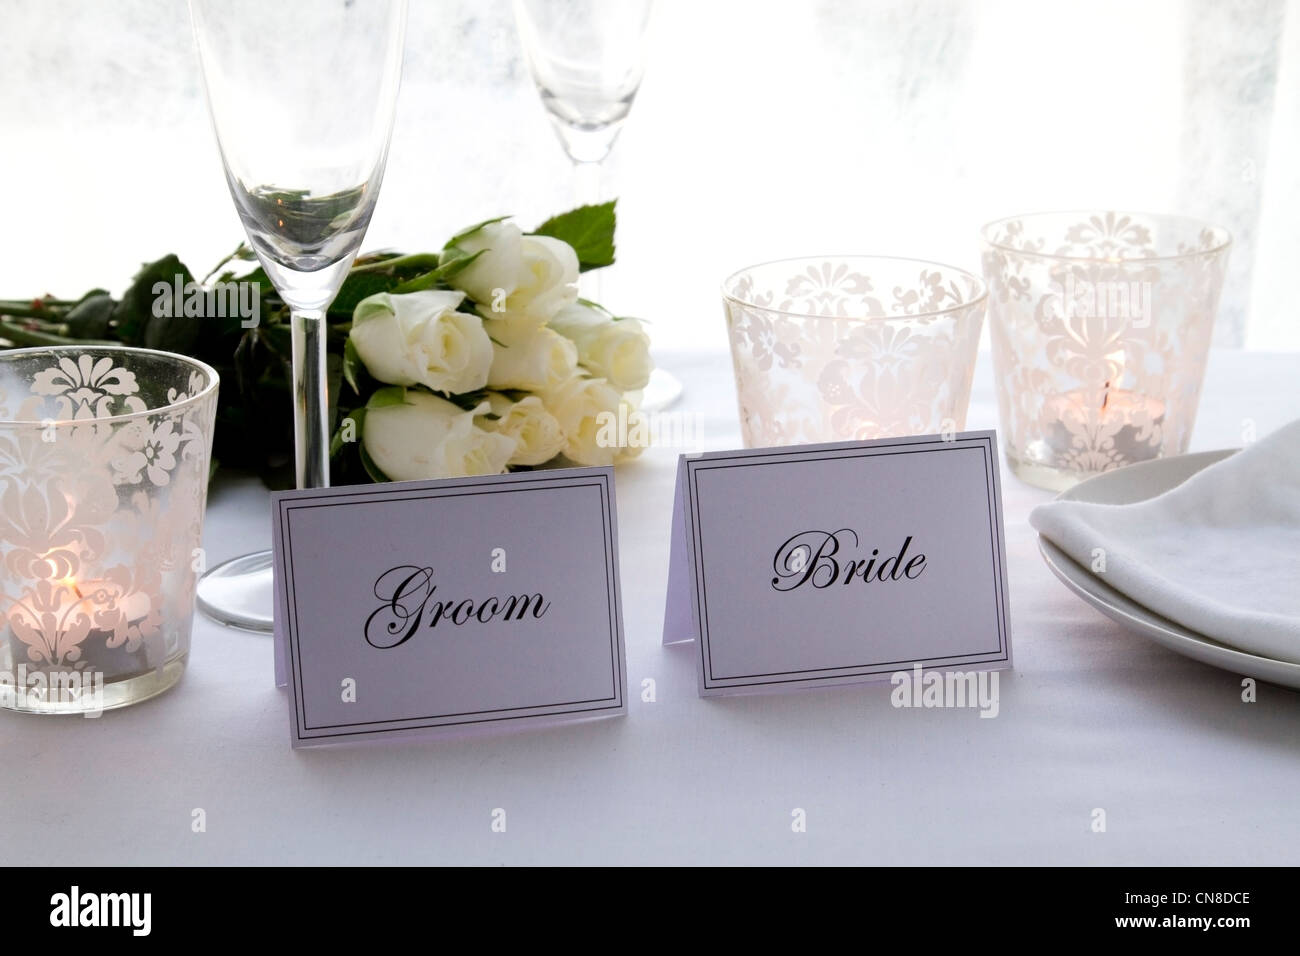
[
  {"left": 272, "top": 467, "right": 627, "bottom": 747},
  {"left": 662, "top": 433, "right": 1012, "bottom": 696}
]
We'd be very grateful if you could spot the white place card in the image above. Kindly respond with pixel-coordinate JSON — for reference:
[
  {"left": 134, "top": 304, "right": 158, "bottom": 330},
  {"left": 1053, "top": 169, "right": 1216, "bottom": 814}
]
[
  {"left": 662, "top": 432, "right": 1012, "bottom": 696},
  {"left": 272, "top": 467, "right": 627, "bottom": 747}
]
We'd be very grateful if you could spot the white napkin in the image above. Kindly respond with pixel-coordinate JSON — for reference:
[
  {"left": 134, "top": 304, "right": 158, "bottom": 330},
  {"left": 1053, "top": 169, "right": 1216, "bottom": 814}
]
[{"left": 1030, "top": 420, "right": 1300, "bottom": 663}]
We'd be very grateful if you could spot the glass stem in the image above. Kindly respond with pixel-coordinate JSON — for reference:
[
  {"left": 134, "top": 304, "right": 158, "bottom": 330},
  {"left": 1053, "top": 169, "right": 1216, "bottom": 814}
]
[
  {"left": 575, "top": 159, "right": 604, "bottom": 302},
  {"left": 291, "top": 308, "right": 330, "bottom": 489},
  {"left": 574, "top": 158, "right": 602, "bottom": 208}
]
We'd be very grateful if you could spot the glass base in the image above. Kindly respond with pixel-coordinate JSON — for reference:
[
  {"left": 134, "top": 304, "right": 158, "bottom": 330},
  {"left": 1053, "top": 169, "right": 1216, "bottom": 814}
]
[
  {"left": 1005, "top": 453, "right": 1089, "bottom": 492},
  {"left": 2, "top": 654, "right": 187, "bottom": 715},
  {"left": 196, "top": 550, "right": 275, "bottom": 633},
  {"left": 640, "top": 368, "right": 684, "bottom": 413}
]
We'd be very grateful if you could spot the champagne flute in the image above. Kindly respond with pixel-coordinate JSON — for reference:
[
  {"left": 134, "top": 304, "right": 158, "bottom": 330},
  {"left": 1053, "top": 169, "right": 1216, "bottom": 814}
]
[
  {"left": 514, "top": 0, "right": 681, "bottom": 410},
  {"left": 514, "top": 0, "right": 654, "bottom": 190},
  {"left": 190, "top": 0, "right": 407, "bottom": 631}
]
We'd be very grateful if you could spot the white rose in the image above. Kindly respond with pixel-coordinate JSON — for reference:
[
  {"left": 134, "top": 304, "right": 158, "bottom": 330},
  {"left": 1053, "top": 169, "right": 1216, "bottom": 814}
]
[
  {"left": 446, "top": 220, "right": 524, "bottom": 307},
  {"left": 504, "top": 234, "right": 580, "bottom": 324},
  {"left": 363, "top": 389, "right": 515, "bottom": 481},
  {"left": 487, "top": 326, "right": 578, "bottom": 392},
  {"left": 476, "top": 392, "right": 566, "bottom": 467},
  {"left": 350, "top": 290, "right": 492, "bottom": 394},
  {"left": 546, "top": 375, "right": 647, "bottom": 467},
  {"left": 448, "top": 220, "right": 579, "bottom": 330},
  {"left": 549, "top": 302, "right": 653, "bottom": 391}
]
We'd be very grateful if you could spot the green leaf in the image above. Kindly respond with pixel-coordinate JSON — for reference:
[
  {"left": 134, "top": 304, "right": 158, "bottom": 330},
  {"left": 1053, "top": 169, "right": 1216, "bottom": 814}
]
[
  {"left": 351, "top": 250, "right": 405, "bottom": 269},
  {"left": 217, "top": 264, "right": 271, "bottom": 309},
  {"left": 389, "top": 272, "right": 439, "bottom": 294},
  {"left": 444, "top": 215, "right": 511, "bottom": 249},
  {"left": 330, "top": 407, "right": 366, "bottom": 457},
  {"left": 258, "top": 322, "right": 293, "bottom": 359},
  {"left": 111, "top": 255, "right": 201, "bottom": 353},
  {"left": 349, "top": 252, "right": 441, "bottom": 278},
  {"left": 366, "top": 385, "right": 409, "bottom": 409},
  {"left": 328, "top": 271, "right": 395, "bottom": 320},
  {"left": 202, "top": 242, "right": 255, "bottom": 284},
  {"left": 433, "top": 248, "right": 484, "bottom": 281},
  {"left": 63, "top": 290, "right": 115, "bottom": 339},
  {"left": 342, "top": 337, "right": 363, "bottom": 395},
  {"left": 391, "top": 250, "right": 485, "bottom": 294},
  {"left": 532, "top": 201, "right": 616, "bottom": 272}
]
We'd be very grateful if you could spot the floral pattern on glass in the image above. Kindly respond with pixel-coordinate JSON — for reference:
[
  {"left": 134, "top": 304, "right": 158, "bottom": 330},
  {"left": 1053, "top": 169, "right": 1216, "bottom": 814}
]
[
  {"left": 980, "top": 212, "right": 1230, "bottom": 488},
  {"left": 723, "top": 257, "right": 987, "bottom": 447},
  {"left": 0, "top": 350, "right": 217, "bottom": 683}
]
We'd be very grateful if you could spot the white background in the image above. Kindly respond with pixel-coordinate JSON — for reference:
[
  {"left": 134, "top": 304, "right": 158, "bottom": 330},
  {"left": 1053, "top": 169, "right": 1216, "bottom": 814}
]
[{"left": 0, "top": 0, "right": 1297, "bottom": 350}]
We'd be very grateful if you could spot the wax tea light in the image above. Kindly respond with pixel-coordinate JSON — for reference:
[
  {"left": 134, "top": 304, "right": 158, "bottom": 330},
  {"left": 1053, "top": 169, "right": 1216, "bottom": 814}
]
[
  {"left": 0, "top": 347, "right": 218, "bottom": 714},
  {"left": 1038, "top": 384, "right": 1166, "bottom": 472},
  {"left": 980, "top": 211, "right": 1230, "bottom": 490}
]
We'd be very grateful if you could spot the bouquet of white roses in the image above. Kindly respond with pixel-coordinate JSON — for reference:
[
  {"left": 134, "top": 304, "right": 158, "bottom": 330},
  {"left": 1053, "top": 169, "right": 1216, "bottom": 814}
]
[
  {"left": 337, "top": 204, "right": 652, "bottom": 481},
  {"left": 0, "top": 202, "right": 649, "bottom": 487}
]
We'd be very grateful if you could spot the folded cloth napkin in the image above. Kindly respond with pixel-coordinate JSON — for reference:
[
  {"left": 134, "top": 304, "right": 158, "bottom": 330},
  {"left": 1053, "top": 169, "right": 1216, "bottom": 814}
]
[{"left": 1030, "top": 419, "right": 1300, "bottom": 664}]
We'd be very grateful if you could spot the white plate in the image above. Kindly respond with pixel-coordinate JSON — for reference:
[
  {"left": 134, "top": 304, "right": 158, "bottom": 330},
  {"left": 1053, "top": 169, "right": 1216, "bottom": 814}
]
[{"left": 1036, "top": 449, "right": 1300, "bottom": 690}]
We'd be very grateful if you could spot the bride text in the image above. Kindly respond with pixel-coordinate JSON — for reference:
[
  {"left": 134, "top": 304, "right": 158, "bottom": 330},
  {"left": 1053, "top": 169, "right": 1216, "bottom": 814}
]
[{"left": 771, "top": 530, "right": 927, "bottom": 591}]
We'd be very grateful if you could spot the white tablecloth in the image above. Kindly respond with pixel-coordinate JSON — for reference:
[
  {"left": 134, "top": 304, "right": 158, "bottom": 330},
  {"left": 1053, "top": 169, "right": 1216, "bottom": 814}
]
[{"left": 8, "top": 349, "right": 1300, "bottom": 865}]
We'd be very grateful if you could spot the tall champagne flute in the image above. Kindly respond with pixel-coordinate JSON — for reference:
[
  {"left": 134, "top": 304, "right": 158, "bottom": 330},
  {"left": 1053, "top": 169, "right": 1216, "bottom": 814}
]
[
  {"left": 514, "top": 0, "right": 681, "bottom": 410},
  {"left": 190, "top": 0, "right": 407, "bottom": 631},
  {"left": 514, "top": 0, "right": 653, "bottom": 193}
]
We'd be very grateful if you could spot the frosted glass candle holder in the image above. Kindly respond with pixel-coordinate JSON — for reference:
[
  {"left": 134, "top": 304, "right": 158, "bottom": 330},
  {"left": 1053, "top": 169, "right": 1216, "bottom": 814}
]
[
  {"left": 0, "top": 347, "right": 218, "bottom": 714},
  {"left": 722, "top": 256, "right": 987, "bottom": 447},
  {"left": 980, "top": 211, "right": 1231, "bottom": 491}
]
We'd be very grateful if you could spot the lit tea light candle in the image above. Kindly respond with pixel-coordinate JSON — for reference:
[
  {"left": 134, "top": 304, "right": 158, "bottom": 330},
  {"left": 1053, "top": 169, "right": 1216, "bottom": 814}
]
[
  {"left": 6, "top": 555, "right": 155, "bottom": 672},
  {"left": 37, "top": 552, "right": 152, "bottom": 626},
  {"left": 1034, "top": 382, "right": 1166, "bottom": 472},
  {"left": 69, "top": 580, "right": 153, "bottom": 626},
  {"left": 0, "top": 345, "right": 218, "bottom": 714},
  {"left": 981, "top": 211, "right": 1229, "bottom": 489}
]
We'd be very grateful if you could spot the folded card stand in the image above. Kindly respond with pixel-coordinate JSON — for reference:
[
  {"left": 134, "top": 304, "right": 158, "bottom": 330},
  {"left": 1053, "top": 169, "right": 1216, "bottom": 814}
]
[
  {"left": 663, "top": 432, "right": 1012, "bottom": 697},
  {"left": 272, "top": 467, "right": 627, "bottom": 746}
]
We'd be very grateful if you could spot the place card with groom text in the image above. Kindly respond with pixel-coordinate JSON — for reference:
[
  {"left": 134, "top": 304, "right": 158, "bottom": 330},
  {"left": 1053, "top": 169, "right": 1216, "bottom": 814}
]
[
  {"left": 272, "top": 467, "right": 627, "bottom": 747},
  {"left": 662, "top": 432, "right": 1012, "bottom": 696}
]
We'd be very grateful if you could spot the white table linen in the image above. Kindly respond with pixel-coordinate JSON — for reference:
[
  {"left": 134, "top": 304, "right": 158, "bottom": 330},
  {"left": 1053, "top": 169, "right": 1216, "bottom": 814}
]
[{"left": 8, "top": 348, "right": 1300, "bottom": 865}]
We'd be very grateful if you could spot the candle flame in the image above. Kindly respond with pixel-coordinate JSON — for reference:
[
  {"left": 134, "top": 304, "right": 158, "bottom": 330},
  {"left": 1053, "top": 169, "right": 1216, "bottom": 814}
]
[
  {"left": 40, "top": 557, "right": 86, "bottom": 602},
  {"left": 1103, "top": 348, "right": 1127, "bottom": 413}
]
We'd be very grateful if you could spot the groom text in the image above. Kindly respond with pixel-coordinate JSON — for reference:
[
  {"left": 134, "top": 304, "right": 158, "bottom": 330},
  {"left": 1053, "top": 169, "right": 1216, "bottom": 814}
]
[{"left": 364, "top": 565, "right": 550, "bottom": 648}]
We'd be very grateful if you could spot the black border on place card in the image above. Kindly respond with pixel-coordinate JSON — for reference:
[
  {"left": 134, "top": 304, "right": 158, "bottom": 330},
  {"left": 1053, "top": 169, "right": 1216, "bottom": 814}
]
[
  {"left": 682, "top": 432, "right": 1012, "bottom": 694},
  {"left": 274, "top": 468, "right": 627, "bottom": 745}
]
